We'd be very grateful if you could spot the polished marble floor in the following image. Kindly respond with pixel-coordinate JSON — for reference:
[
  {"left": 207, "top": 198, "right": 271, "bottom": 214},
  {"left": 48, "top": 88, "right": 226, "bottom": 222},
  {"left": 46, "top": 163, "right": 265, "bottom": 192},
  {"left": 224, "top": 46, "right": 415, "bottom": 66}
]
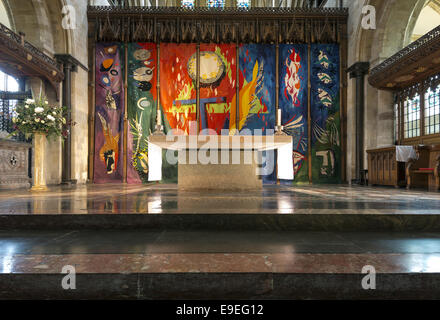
[
  {"left": 0, "top": 183, "right": 440, "bottom": 215},
  {"left": 1, "top": 230, "right": 440, "bottom": 274},
  {"left": 1, "top": 184, "right": 440, "bottom": 298}
]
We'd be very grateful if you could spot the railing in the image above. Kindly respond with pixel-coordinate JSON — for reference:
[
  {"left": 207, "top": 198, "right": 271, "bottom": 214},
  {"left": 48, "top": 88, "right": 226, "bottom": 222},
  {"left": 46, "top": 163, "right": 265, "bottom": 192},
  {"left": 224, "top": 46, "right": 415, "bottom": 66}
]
[
  {"left": 0, "top": 23, "right": 61, "bottom": 71},
  {"left": 370, "top": 24, "right": 440, "bottom": 77},
  {"left": 0, "top": 91, "right": 32, "bottom": 142}
]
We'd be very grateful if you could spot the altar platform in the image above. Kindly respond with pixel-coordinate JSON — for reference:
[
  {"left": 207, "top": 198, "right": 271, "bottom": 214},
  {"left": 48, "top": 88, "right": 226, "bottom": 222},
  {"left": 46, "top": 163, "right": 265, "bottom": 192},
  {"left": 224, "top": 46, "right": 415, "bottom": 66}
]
[
  {"left": 1, "top": 184, "right": 440, "bottom": 299},
  {"left": 0, "top": 184, "right": 439, "bottom": 231}
]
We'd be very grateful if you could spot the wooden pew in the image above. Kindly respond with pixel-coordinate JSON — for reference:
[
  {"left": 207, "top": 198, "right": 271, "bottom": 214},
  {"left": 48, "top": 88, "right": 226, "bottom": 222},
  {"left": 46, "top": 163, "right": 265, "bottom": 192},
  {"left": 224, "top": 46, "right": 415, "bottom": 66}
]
[
  {"left": 406, "top": 145, "right": 440, "bottom": 191},
  {"left": 366, "top": 147, "right": 406, "bottom": 188}
]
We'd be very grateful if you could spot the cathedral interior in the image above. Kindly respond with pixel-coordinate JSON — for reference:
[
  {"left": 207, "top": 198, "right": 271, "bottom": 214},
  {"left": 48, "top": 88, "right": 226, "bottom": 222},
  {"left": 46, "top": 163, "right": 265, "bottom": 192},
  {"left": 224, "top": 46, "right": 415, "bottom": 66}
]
[{"left": 0, "top": 0, "right": 440, "bottom": 302}]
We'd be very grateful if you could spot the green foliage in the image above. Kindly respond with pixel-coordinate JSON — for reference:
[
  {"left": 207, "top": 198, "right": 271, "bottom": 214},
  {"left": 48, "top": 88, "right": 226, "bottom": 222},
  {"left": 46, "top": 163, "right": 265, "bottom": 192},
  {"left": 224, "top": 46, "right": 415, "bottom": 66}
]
[{"left": 9, "top": 97, "right": 69, "bottom": 140}]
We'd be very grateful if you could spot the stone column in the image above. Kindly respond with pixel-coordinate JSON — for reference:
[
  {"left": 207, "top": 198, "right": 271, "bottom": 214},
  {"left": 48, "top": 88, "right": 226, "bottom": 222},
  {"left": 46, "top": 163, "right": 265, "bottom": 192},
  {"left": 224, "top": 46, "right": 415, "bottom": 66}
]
[
  {"left": 376, "top": 90, "right": 395, "bottom": 147},
  {"left": 347, "top": 62, "right": 370, "bottom": 184},
  {"left": 31, "top": 132, "right": 48, "bottom": 191},
  {"left": 55, "top": 54, "right": 80, "bottom": 185}
]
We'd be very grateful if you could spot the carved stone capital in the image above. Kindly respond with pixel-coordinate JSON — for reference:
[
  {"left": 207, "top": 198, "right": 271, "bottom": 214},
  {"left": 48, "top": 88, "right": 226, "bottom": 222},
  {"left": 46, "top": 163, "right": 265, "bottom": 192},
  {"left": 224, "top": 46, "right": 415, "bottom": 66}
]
[{"left": 347, "top": 62, "right": 370, "bottom": 79}]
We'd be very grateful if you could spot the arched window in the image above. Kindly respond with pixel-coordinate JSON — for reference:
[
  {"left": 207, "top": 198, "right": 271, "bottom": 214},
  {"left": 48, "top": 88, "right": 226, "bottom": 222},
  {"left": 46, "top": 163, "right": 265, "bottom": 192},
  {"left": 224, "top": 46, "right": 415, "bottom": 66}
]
[
  {"left": 182, "top": 0, "right": 194, "bottom": 8},
  {"left": 207, "top": 0, "right": 225, "bottom": 8},
  {"left": 425, "top": 84, "right": 440, "bottom": 135},
  {"left": 403, "top": 94, "right": 421, "bottom": 139}
]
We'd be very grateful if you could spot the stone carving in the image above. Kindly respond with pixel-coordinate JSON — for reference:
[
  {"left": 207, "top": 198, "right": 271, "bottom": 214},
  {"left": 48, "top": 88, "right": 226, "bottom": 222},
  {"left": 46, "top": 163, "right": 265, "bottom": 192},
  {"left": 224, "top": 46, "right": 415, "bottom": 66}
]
[
  {"left": 89, "top": 6, "right": 347, "bottom": 44},
  {"left": 0, "top": 24, "right": 64, "bottom": 98},
  {"left": 0, "top": 139, "right": 31, "bottom": 190}
]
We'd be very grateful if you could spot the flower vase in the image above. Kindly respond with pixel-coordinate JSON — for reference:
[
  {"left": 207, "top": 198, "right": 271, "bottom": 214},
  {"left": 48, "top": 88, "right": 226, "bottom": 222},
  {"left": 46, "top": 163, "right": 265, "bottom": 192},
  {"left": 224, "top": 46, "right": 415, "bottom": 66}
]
[{"left": 31, "top": 132, "right": 48, "bottom": 191}]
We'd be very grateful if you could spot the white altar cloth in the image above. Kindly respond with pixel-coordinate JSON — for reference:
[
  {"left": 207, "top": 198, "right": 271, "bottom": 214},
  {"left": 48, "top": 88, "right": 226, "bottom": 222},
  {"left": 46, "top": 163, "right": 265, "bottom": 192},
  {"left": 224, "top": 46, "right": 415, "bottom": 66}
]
[{"left": 396, "top": 145, "right": 418, "bottom": 162}]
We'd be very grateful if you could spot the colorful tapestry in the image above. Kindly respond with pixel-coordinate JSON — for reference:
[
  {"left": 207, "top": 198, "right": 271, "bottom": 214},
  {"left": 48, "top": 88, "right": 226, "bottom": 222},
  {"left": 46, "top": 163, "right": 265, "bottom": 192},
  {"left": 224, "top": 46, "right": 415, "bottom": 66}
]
[
  {"left": 94, "top": 43, "right": 125, "bottom": 183},
  {"left": 237, "top": 44, "right": 276, "bottom": 183},
  {"left": 279, "top": 44, "right": 309, "bottom": 183},
  {"left": 199, "top": 44, "right": 236, "bottom": 134},
  {"left": 310, "top": 44, "right": 341, "bottom": 183},
  {"left": 160, "top": 43, "right": 197, "bottom": 135},
  {"left": 127, "top": 43, "right": 157, "bottom": 184},
  {"left": 236, "top": 44, "right": 276, "bottom": 134}
]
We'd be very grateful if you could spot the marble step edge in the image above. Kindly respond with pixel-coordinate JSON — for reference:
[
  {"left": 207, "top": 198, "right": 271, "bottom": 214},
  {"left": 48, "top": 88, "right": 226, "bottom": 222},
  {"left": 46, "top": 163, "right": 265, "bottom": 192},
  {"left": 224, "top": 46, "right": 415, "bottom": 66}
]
[
  {"left": 2, "top": 253, "right": 440, "bottom": 274},
  {"left": 1, "top": 214, "right": 440, "bottom": 231}
]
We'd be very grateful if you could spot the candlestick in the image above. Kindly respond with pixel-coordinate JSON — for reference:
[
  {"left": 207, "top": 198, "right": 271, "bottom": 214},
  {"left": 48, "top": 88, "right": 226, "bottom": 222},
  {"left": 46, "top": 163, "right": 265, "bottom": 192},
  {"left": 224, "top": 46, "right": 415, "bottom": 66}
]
[
  {"left": 157, "top": 106, "right": 162, "bottom": 126},
  {"left": 275, "top": 108, "right": 286, "bottom": 136},
  {"left": 152, "top": 105, "right": 164, "bottom": 136}
]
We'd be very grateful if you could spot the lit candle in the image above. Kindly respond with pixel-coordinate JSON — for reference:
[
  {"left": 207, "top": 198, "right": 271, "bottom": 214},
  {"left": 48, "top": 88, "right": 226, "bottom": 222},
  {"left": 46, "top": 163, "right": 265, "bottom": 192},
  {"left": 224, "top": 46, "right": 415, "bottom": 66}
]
[{"left": 277, "top": 108, "right": 282, "bottom": 126}]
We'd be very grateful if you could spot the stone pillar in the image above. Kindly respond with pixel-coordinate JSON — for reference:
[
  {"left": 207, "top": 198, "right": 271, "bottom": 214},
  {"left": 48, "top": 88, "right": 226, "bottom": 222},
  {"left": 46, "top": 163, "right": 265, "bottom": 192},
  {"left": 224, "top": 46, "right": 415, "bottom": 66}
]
[
  {"left": 376, "top": 90, "right": 395, "bottom": 147},
  {"left": 347, "top": 62, "right": 369, "bottom": 184},
  {"left": 55, "top": 54, "right": 80, "bottom": 185},
  {"left": 31, "top": 132, "right": 48, "bottom": 191}
]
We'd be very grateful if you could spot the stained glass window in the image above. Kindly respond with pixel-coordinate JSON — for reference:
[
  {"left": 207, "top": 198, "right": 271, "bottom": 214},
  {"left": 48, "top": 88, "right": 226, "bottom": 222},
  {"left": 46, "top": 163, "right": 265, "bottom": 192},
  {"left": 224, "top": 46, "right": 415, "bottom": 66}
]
[
  {"left": 237, "top": 0, "right": 250, "bottom": 8},
  {"left": 404, "top": 95, "right": 421, "bottom": 139},
  {"left": 424, "top": 84, "right": 440, "bottom": 135},
  {"left": 182, "top": 0, "right": 194, "bottom": 8},
  {"left": 207, "top": 0, "right": 225, "bottom": 8}
]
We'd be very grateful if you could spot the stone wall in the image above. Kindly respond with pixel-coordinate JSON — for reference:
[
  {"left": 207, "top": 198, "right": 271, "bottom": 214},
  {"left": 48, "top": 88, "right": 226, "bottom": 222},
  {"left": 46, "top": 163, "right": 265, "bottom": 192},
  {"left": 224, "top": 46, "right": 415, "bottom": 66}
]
[
  {"left": 4, "top": 0, "right": 91, "bottom": 185},
  {"left": 68, "top": 0, "right": 90, "bottom": 183},
  {"left": 3, "top": 0, "right": 432, "bottom": 186},
  {"left": 345, "top": 0, "right": 428, "bottom": 182}
]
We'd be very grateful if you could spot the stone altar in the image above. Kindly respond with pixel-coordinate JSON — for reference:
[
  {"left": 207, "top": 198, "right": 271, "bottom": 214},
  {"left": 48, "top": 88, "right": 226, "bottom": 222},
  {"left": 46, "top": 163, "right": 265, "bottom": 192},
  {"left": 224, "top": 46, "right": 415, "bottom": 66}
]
[{"left": 148, "top": 135, "right": 293, "bottom": 190}]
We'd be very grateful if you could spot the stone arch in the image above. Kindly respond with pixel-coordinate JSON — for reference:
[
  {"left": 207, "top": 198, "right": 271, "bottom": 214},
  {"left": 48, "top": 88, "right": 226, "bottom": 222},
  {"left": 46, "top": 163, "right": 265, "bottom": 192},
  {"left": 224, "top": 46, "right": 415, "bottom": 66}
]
[
  {"left": 346, "top": 0, "right": 433, "bottom": 182},
  {"left": 403, "top": 0, "right": 433, "bottom": 46},
  {"left": 0, "top": 0, "right": 14, "bottom": 29},
  {"left": 5, "top": 0, "right": 72, "bottom": 55},
  {"left": 3, "top": 0, "right": 75, "bottom": 185},
  {"left": 356, "top": 0, "right": 425, "bottom": 66}
]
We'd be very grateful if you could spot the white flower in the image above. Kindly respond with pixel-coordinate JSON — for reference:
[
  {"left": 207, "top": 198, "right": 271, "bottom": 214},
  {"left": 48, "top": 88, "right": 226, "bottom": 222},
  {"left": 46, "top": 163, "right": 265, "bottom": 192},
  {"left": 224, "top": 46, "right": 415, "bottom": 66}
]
[
  {"left": 41, "top": 120, "right": 45, "bottom": 124},
  {"left": 25, "top": 105, "right": 29, "bottom": 109},
  {"left": 47, "top": 115, "right": 55, "bottom": 121},
  {"left": 45, "top": 101, "right": 49, "bottom": 105},
  {"left": 26, "top": 99, "right": 35, "bottom": 104},
  {"left": 52, "top": 111, "right": 56, "bottom": 115},
  {"left": 35, "top": 118, "right": 40, "bottom": 123},
  {"left": 35, "top": 107, "right": 44, "bottom": 113},
  {"left": 62, "top": 118, "right": 66, "bottom": 124},
  {"left": 12, "top": 117, "right": 16, "bottom": 123}
]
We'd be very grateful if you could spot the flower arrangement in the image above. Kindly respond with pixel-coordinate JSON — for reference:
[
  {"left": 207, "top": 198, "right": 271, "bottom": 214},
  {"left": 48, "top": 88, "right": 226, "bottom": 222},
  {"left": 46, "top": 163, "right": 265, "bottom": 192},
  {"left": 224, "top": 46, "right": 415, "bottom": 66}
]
[{"left": 10, "top": 97, "right": 71, "bottom": 139}]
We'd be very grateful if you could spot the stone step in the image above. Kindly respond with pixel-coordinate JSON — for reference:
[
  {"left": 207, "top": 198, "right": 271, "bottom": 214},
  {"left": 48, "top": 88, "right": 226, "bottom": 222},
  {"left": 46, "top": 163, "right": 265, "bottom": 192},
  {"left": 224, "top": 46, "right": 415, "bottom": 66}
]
[
  {"left": 1, "top": 253, "right": 439, "bottom": 299},
  {"left": 1, "top": 213, "right": 440, "bottom": 232}
]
